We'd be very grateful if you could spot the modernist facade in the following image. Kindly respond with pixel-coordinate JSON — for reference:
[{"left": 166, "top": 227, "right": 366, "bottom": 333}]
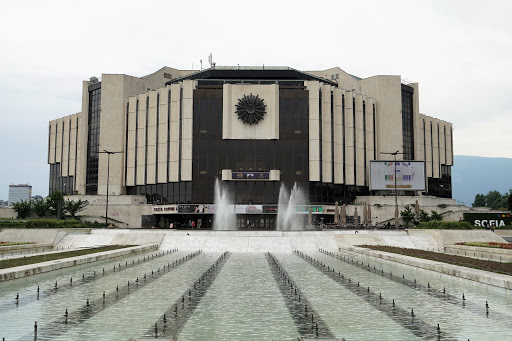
[{"left": 48, "top": 66, "right": 453, "bottom": 227}]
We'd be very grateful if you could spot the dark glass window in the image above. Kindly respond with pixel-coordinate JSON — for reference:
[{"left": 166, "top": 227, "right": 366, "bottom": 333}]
[
  {"left": 86, "top": 86, "right": 101, "bottom": 194},
  {"left": 401, "top": 86, "right": 414, "bottom": 160},
  {"left": 49, "top": 163, "right": 74, "bottom": 195}
]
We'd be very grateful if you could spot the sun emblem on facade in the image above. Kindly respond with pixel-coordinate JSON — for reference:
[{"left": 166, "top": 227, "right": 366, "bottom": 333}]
[{"left": 235, "top": 93, "right": 266, "bottom": 125}]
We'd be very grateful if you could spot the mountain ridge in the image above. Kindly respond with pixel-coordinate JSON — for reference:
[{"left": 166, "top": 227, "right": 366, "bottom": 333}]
[{"left": 452, "top": 155, "right": 512, "bottom": 206}]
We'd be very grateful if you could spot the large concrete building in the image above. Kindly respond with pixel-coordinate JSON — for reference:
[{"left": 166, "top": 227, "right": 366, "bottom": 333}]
[{"left": 48, "top": 66, "right": 453, "bottom": 228}]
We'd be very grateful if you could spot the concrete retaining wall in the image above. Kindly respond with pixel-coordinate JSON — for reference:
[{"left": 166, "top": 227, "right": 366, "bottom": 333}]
[
  {"left": 0, "top": 244, "right": 158, "bottom": 282},
  {"left": 0, "top": 229, "right": 67, "bottom": 245},
  {"left": 0, "top": 243, "right": 53, "bottom": 254},
  {"left": 444, "top": 245, "right": 512, "bottom": 263},
  {"left": 346, "top": 246, "right": 512, "bottom": 290},
  {"left": 407, "top": 229, "right": 507, "bottom": 246}
]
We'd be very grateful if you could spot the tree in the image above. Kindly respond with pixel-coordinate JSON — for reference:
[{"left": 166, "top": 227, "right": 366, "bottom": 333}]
[
  {"left": 47, "top": 191, "right": 65, "bottom": 219},
  {"left": 508, "top": 191, "right": 512, "bottom": 211},
  {"left": 63, "top": 199, "right": 89, "bottom": 219},
  {"left": 486, "top": 190, "right": 504, "bottom": 210},
  {"left": 32, "top": 199, "right": 49, "bottom": 218},
  {"left": 11, "top": 200, "right": 32, "bottom": 219},
  {"left": 400, "top": 205, "right": 415, "bottom": 227},
  {"left": 418, "top": 209, "right": 430, "bottom": 223},
  {"left": 472, "top": 194, "right": 486, "bottom": 207},
  {"left": 430, "top": 210, "right": 443, "bottom": 221},
  {"left": 472, "top": 190, "right": 510, "bottom": 210}
]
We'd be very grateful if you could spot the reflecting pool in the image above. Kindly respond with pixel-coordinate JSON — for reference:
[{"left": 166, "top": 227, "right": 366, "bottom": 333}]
[{"left": 0, "top": 248, "right": 511, "bottom": 340}]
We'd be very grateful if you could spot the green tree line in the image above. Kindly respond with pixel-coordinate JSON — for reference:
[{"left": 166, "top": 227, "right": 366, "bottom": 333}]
[
  {"left": 11, "top": 191, "right": 88, "bottom": 219},
  {"left": 472, "top": 189, "right": 512, "bottom": 210}
]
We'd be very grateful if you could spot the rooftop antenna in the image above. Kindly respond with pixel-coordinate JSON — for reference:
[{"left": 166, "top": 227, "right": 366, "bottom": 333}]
[
  {"left": 208, "top": 53, "right": 215, "bottom": 68},
  {"left": 200, "top": 59, "right": 203, "bottom": 71}
]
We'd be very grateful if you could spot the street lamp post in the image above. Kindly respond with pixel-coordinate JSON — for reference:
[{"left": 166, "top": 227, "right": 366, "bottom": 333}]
[
  {"left": 98, "top": 150, "right": 121, "bottom": 228},
  {"left": 380, "top": 150, "right": 405, "bottom": 205}
]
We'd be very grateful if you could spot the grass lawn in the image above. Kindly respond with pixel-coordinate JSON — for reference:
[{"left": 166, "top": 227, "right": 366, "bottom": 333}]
[{"left": 0, "top": 245, "right": 132, "bottom": 270}]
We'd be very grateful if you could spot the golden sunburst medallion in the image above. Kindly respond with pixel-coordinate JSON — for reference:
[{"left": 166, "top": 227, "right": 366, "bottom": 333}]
[{"left": 235, "top": 93, "right": 266, "bottom": 125}]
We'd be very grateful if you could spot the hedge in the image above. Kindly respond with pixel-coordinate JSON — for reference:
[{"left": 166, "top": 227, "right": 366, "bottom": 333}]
[
  {"left": 25, "top": 219, "right": 83, "bottom": 228},
  {"left": 418, "top": 221, "right": 474, "bottom": 229},
  {"left": 0, "top": 220, "right": 27, "bottom": 228},
  {"left": 0, "top": 219, "right": 113, "bottom": 229}
]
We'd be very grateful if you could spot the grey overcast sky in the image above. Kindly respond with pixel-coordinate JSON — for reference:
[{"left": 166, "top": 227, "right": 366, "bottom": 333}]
[{"left": 0, "top": 0, "right": 511, "bottom": 200}]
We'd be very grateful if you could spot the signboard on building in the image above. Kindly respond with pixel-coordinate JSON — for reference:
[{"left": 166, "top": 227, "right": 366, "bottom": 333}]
[
  {"left": 370, "top": 161, "right": 426, "bottom": 191},
  {"left": 295, "top": 205, "right": 323, "bottom": 214},
  {"left": 463, "top": 212, "right": 511, "bottom": 227},
  {"left": 263, "top": 205, "right": 278, "bottom": 214},
  {"left": 235, "top": 205, "right": 263, "bottom": 214},
  {"left": 232, "top": 171, "right": 270, "bottom": 180},
  {"left": 178, "top": 205, "right": 206, "bottom": 213},
  {"left": 152, "top": 204, "right": 178, "bottom": 214}
]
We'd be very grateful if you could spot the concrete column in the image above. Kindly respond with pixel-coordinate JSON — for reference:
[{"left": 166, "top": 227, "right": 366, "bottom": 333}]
[
  {"left": 48, "top": 121, "right": 56, "bottom": 164},
  {"left": 344, "top": 91, "right": 355, "bottom": 185},
  {"left": 181, "top": 80, "right": 196, "bottom": 181},
  {"left": 77, "top": 81, "right": 91, "bottom": 195},
  {"left": 169, "top": 83, "right": 180, "bottom": 182},
  {"left": 432, "top": 120, "right": 440, "bottom": 178},
  {"left": 136, "top": 93, "right": 147, "bottom": 185},
  {"left": 365, "top": 98, "right": 375, "bottom": 184},
  {"left": 126, "top": 97, "right": 137, "bottom": 186},
  {"left": 439, "top": 122, "right": 446, "bottom": 166},
  {"left": 306, "top": 81, "right": 320, "bottom": 182},
  {"left": 321, "top": 84, "right": 332, "bottom": 183},
  {"left": 157, "top": 86, "right": 169, "bottom": 183},
  {"left": 446, "top": 125, "right": 453, "bottom": 166},
  {"left": 355, "top": 94, "right": 365, "bottom": 186},
  {"left": 61, "top": 118, "right": 70, "bottom": 177},
  {"left": 425, "top": 118, "right": 433, "bottom": 178},
  {"left": 146, "top": 91, "right": 157, "bottom": 184},
  {"left": 68, "top": 115, "right": 78, "bottom": 177},
  {"left": 333, "top": 88, "right": 344, "bottom": 184},
  {"left": 56, "top": 120, "right": 63, "bottom": 163}
]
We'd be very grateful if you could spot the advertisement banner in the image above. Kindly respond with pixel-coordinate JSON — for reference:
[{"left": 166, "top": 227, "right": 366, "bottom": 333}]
[
  {"left": 232, "top": 172, "right": 270, "bottom": 180},
  {"left": 370, "top": 161, "right": 426, "bottom": 191},
  {"left": 178, "top": 204, "right": 205, "bottom": 213},
  {"left": 463, "top": 212, "right": 511, "bottom": 227},
  {"left": 263, "top": 205, "right": 278, "bottom": 214},
  {"left": 295, "top": 205, "right": 323, "bottom": 214},
  {"left": 235, "top": 205, "right": 263, "bottom": 214}
]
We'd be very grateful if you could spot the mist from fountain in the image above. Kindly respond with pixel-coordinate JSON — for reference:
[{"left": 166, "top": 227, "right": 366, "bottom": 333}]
[
  {"left": 213, "top": 178, "right": 237, "bottom": 230},
  {"left": 276, "top": 183, "right": 307, "bottom": 230}
]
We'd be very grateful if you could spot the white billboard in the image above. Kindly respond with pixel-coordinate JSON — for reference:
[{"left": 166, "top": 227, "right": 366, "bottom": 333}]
[{"left": 370, "top": 161, "right": 426, "bottom": 191}]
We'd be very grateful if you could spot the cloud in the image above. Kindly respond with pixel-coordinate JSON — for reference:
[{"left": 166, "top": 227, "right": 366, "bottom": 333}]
[{"left": 454, "top": 111, "right": 512, "bottom": 158}]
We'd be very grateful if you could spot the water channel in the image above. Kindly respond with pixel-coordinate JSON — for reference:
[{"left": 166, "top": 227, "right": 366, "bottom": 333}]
[{"left": 1, "top": 248, "right": 511, "bottom": 340}]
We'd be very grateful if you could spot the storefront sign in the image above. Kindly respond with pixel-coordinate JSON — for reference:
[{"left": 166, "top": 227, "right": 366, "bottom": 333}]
[
  {"left": 232, "top": 171, "right": 270, "bottom": 180},
  {"left": 152, "top": 204, "right": 178, "bottom": 214}
]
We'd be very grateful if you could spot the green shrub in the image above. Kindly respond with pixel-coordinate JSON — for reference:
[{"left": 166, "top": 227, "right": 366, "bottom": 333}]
[
  {"left": 418, "top": 221, "right": 474, "bottom": 229},
  {"left": 0, "top": 219, "right": 26, "bottom": 228},
  {"left": 437, "top": 204, "right": 448, "bottom": 209},
  {"left": 25, "top": 219, "right": 82, "bottom": 228}
]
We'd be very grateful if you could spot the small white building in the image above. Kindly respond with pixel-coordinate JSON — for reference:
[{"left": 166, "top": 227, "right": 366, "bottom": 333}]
[{"left": 8, "top": 184, "right": 32, "bottom": 205}]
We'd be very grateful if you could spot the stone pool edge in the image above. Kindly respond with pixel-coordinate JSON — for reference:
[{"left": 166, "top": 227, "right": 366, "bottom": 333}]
[
  {"left": 345, "top": 246, "right": 512, "bottom": 290},
  {"left": 0, "top": 244, "right": 159, "bottom": 282}
]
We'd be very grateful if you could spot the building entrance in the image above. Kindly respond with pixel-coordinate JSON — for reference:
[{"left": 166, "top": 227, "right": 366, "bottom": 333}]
[{"left": 237, "top": 214, "right": 276, "bottom": 230}]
